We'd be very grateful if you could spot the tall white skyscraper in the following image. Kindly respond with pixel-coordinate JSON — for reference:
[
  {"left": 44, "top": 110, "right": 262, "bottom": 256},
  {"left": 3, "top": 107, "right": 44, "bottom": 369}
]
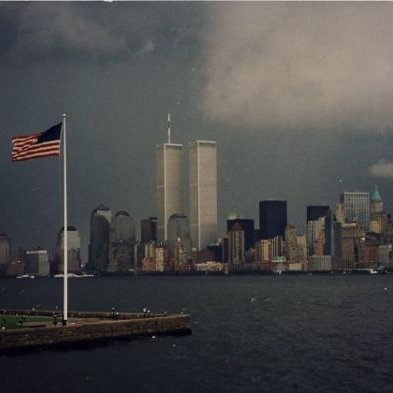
[
  {"left": 156, "top": 114, "right": 183, "bottom": 241},
  {"left": 189, "top": 140, "right": 218, "bottom": 250}
]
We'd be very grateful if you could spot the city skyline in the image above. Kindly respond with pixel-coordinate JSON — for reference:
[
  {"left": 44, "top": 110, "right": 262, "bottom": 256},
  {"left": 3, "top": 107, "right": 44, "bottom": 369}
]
[
  {"left": 1, "top": 182, "right": 392, "bottom": 276},
  {"left": 1, "top": 2, "right": 393, "bottom": 258}
]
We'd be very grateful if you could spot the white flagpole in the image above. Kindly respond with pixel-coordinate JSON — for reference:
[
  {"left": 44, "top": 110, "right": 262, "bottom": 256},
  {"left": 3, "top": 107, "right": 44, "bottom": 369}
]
[{"left": 62, "top": 113, "right": 68, "bottom": 325}]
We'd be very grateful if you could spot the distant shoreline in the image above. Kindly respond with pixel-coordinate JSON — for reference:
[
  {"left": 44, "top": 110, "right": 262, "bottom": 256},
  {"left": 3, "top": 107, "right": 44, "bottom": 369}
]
[{"left": 3, "top": 269, "right": 391, "bottom": 279}]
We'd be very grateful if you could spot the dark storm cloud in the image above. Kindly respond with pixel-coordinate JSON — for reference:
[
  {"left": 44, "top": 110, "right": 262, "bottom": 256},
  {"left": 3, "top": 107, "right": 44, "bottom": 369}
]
[
  {"left": 0, "top": 2, "right": 207, "bottom": 255},
  {"left": 0, "top": 2, "right": 203, "bottom": 64}
]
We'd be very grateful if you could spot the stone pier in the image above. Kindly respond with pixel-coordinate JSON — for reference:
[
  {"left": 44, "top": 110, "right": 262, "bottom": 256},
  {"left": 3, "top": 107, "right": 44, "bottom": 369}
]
[{"left": 0, "top": 309, "right": 192, "bottom": 352}]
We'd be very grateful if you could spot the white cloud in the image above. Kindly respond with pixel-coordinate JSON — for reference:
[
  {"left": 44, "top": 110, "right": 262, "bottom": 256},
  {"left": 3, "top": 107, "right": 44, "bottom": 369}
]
[
  {"left": 368, "top": 160, "right": 393, "bottom": 178},
  {"left": 200, "top": 3, "right": 393, "bottom": 132}
]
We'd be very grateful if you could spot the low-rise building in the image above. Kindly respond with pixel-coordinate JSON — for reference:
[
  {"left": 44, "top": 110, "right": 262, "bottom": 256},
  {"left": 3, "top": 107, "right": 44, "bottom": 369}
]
[
  {"left": 308, "top": 255, "right": 333, "bottom": 271},
  {"left": 25, "top": 250, "right": 50, "bottom": 276},
  {"left": 195, "top": 261, "right": 224, "bottom": 272}
]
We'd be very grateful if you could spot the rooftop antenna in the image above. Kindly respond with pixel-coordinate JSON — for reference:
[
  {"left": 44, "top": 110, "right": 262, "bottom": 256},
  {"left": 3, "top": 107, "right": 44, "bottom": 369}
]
[{"left": 167, "top": 112, "right": 171, "bottom": 144}]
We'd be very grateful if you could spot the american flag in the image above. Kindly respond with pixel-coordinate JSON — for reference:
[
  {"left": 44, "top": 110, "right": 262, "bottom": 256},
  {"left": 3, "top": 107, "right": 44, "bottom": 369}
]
[{"left": 11, "top": 122, "right": 62, "bottom": 162}]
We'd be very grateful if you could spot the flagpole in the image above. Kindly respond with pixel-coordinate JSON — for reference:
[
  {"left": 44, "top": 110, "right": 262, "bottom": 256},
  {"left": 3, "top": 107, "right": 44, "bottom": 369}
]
[{"left": 62, "top": 113, "right": 68, "bottom": 326}]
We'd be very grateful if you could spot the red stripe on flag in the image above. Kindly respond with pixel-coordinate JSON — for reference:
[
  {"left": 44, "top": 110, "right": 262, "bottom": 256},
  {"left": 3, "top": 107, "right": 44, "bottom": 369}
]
[{"left": 11, "top": 127, "right": 62, "bottom": 162}]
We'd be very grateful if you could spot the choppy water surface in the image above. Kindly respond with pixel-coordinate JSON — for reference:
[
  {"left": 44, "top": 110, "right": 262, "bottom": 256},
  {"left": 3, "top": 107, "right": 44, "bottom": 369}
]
[{"left": 1, "top": 275, "right": 393, "bottom": 393}]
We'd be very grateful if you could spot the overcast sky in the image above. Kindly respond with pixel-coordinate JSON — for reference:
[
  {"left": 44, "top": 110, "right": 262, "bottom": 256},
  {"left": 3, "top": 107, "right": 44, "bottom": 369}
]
[{"left": 1, "top": 2, "right": 393, "bottom": 260}]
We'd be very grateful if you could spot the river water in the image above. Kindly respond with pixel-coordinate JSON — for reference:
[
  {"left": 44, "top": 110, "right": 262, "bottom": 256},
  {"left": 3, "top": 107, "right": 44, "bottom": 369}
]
[{"left": 1, "top": 275, "right": 393, "bottom": 393}]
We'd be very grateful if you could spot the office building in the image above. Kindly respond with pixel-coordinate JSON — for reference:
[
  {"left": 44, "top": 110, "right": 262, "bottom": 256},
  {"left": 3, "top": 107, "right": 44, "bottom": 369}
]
[
  {"left": 255, "top": 239, "right": 272, "bottom": 263},
  {"left": 88, "top": 204, "right": 112, "bottom": 273},
  {"left": 227, "top": 217, "right": 255, "bottom": 250},
  {"left": 55, "top": 226, "right": 82, "bottom": 274},
  {"left": 189, "top": 140, "right": 218, "bottom": 250},
  {"left": 108, "top": 211, "right": 136, "bottom": 273},
  {"left": 228, "top": 229, "right": 245, "bottom": 265},
  {"left": 0, "top": 234, "right": 11, "bottom": 274},
  {"left": 324, "top": 209, "right": 335, "bottom": 256},
  {"left": 284, "top": 225, "right": 307, "bottom": 266},
  {"left": 308, "top": 255, "right": 332, "bottom": 271},
  {"left": 334, "top": 222, "right": 365, "bottom": 271},
  {"left": 307, "top": 206, "right": 329, "bottom": 222},
  {"left": 285, "top": 225, "right": 298, "bottom": 262},
  {"left": 156, "top": 115, "right": 183, "bottom": 241},
  {"left": 259, "top": 200, "right": 287, "bottom": 240},
  {"left": 25, "top": 250, "right": 50, "bottom": 276},
  {"left": 167, "top": 213, "right": 191, "bottom": 256},
  {"left": 155, "top": 243, "right": 169, "bottom": 272},
  {"left": 370, "top": 186, "right": 384, "bottom": 234},
  {"left": 341, "top": 191, "right": 370, "bottom": 231},
  {"left": 141, "top": 217, "right": 157, "bottom": 243},
  {"left": 307, "top": 217, "right": 325, "bottom": 256}
]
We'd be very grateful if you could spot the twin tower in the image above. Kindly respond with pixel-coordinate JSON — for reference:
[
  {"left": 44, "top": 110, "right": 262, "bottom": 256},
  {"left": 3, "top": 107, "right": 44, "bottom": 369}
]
[{"left": 156, "top": 114, "right": 218, "bottom": 250}]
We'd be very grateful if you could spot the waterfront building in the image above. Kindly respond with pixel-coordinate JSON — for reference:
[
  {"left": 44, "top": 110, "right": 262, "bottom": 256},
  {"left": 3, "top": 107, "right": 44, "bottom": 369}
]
[
  {"left": 108, "top": 211, "right": 136, "bottom": 273},
  {"left": 285, "top": 225, "right": 307, "bottom": 267},
  {"left": 284, "top": 225, "right": 297, "bottom": 262},
  {"left": 228, "top": 226, "right": 245, "bottom": 265},
  {"left": 195, "top": 261, "right": 224, "bottom": 272},
  {"left": 0, "top": 234, "right": 11, "bottom": 275},
  {"left": 155, "top": 243, "right": 169, "bottom": 272},
  {"left": 379, "top": 244, "right": 392, "bottom": 269},
  {"left": 191, "top": 248, "right": 217, "bottom": 264},
  {"left": 297, "top": 235, "right": 307, "bottom": 265},
  {"left": 167, "top": 213, "right": 191, "bottom": 257},
  {"left": 255, "top": 239, "right": 272, "bottom": 262},
  {"left": 133, "top": 242, "right": 145, "bottom": 271},
  {"left": 156, "top": 116, "right": 183, "bottom": 241},
  {"left": 88, "top": 204, "right": 112, "bottom": 273},
  {"left": 308, "top": 255, "right": 332, "bottom": 271},
  {"left": 25, "top": 250, "right": 50, "bottom": 276},
  {"left": 141, "top": 256, "right": 156, "bottom": 272},
  {"left": 221, "top": 236, "right": 229, "bottom": 263},
  {"left": 363, "top": 234, "right": 380, "bottom": 268},
  {"left": 6, "top": 261, "right": 24, "bottom": 277},
  {"left": 171, "top": 239, "right": 193, "bottom": 272},
  {"left": 207, "top": 244, "right": 223, "bottom": 262},
  {"left": 259, "top": 200, "right": 287, "bottom": 240},
  {"left": 189, "top": 140, "right": 218, "bottom": 250},
  {"left": 370, "top": 186, "right": 384, "bottom": 234},
  {"left": 307, "top": 217, "right": 325, "bottom": 256},
  {"left": 141, "top": 217, "right": 157, "bottom": 243},
  {"left": 341, "top": 191, "right": 370, "bottom": 231},
  {"left": 271, "top": 235, "right": 284, "bottom": 258},
  {"left": 227, "top": 216, "right": 255, "bottom": 250},
  {"left": 324, "top": 209, "right": 335, "bottom": 256},
  {"left": 55, "top": 226, "right": 82, "bottom": 274},
  {"left": 334, "top": 222, "right": 365, "bottom": 271}
]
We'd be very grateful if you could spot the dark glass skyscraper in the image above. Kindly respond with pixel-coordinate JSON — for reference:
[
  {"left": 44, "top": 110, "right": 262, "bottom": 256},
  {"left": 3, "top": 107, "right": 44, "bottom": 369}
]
[
  {"left": 141, "top": 217, "right": 157, "bottom": 244},
  {"left": 259, "top": 200, "right": 287, "bottom": 240},
  {"left": 88, "top": 204, "right": 112, "bottom": 273},
  {"left": 307, "top": 206, "right": 329, "bottom": 222},
  {"left": 324, "top": 209, "right": 334, "bottom": 256}
]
